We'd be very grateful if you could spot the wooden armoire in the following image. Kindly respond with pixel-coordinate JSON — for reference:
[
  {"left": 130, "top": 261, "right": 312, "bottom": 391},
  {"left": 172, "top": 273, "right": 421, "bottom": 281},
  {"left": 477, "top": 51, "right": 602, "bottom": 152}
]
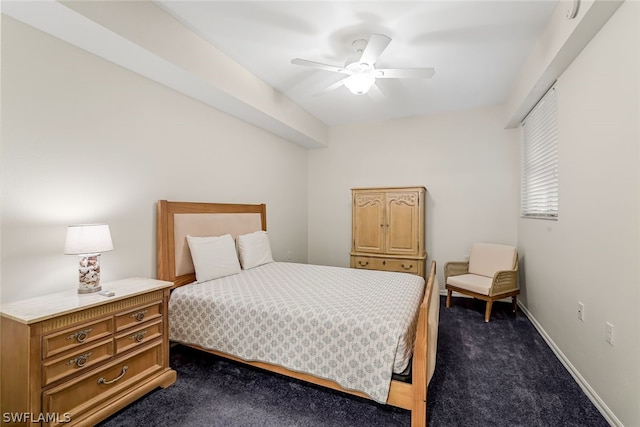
[{"left": 350, "top": 186, "right": 426, "bottom": 278}]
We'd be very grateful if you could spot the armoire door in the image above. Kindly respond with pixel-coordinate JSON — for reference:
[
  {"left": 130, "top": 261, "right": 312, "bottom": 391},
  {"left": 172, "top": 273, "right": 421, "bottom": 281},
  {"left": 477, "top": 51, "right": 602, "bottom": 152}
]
[
  {"left": 385, "top": 190, "right": 422, "bottom": 256},
  {"left": 352, "top": 191, "right": 385, "bottom": 253}
]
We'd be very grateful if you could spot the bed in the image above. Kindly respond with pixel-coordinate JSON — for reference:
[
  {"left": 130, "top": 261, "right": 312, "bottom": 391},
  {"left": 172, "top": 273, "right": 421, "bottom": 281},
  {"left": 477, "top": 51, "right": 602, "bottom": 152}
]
[{"left": 157, "top": 200, "right": 439, "bottom": 426}]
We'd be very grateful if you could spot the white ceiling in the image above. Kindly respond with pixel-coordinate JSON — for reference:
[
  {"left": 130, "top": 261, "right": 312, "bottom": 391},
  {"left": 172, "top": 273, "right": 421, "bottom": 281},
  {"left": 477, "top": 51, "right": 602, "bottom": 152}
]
[{"left": 156, "top": 1, "right": 558, "bottom": 127}]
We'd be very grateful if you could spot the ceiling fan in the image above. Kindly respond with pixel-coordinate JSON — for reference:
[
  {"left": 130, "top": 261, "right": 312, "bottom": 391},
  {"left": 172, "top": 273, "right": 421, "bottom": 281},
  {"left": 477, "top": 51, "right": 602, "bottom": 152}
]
[{"left": 291, "top": 34, "right": 435, "bottom": 96}]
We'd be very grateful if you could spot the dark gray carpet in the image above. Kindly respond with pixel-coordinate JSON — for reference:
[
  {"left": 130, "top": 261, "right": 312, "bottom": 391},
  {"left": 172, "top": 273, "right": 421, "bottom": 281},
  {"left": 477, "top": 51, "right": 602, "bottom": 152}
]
[{"left": 98, "top": 297, "right": 608, "bottom": 426}]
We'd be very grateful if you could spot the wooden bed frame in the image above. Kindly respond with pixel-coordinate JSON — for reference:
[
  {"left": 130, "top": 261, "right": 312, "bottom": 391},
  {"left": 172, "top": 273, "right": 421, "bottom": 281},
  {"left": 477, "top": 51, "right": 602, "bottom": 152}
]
[{"left": 157, "top": 200, "right": 437, "bottom": 427}]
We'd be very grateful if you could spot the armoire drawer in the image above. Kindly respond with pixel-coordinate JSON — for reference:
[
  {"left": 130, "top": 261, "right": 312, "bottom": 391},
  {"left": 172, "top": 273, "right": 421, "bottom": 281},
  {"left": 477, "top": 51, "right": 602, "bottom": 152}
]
[
  {"left": 381, "top": 259, "right": 420, "bottom": 274},
  {"left": 352, "top": 256, "right": 420, "bottom": 274}
]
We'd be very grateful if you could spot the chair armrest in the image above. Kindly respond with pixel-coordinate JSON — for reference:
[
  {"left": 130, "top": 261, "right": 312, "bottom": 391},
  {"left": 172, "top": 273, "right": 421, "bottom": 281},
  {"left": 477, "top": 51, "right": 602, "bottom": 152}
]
[
  {"left": 490, "top": 270, "right": 518, "bottom": 295},
  {"left": 444, "top": 261, "right": 469, "bottom": 283}
]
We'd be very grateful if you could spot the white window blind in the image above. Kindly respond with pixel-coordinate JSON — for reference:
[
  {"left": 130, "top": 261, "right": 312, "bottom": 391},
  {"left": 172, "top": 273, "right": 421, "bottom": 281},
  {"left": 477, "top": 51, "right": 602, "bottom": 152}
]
[{"left": 521, "top": 85, "right": 558, "bottom": 220}]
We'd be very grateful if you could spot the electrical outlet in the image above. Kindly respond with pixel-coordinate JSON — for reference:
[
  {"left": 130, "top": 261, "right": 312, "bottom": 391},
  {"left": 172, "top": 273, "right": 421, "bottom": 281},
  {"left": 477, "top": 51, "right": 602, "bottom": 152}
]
[
  {"left": 577, "top": 302, "right": 585, "bottom": 322},
  {"left": 605, "top": 322, "right": 614, "bottom": 346}
]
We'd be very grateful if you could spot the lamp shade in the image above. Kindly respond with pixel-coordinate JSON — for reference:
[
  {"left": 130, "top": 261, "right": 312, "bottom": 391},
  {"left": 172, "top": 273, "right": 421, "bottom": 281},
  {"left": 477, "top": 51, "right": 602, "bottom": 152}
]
[{"left": 64, "top": 224, "right": 113, "bottom": 255}]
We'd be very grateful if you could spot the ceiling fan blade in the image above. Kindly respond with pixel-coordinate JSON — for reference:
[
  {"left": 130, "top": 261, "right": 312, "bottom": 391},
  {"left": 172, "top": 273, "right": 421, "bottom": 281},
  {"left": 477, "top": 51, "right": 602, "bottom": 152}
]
[
  {"left": 359, "top": 34, "right": 391, "bottom": 66},
  {"left": 312, "top": 78, "right": 347, "bottom": 96},
  {"left": 375, "top": 68, "right": 435, "bottom": 79},
  {"left": 291, "top": 58, "right": 348, "bottom": 74},
  {"left": 367, "top": 83, "right": 385, "bottom": 101}
]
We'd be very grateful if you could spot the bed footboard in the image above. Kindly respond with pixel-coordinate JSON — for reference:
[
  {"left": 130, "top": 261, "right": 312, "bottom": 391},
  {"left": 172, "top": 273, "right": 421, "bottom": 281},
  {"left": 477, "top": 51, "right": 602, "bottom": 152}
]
[
  {"left": 410, "top": 260, "right": 437, "bottom": 426},
  {"left": 386, "top": 260, "right": 437, "bottom": 425}
]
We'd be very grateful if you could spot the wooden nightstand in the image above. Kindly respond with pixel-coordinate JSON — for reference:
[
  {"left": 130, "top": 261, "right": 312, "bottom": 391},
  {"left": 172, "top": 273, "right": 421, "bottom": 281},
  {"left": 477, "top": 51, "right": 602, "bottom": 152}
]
[{"left": 1, "top": 278, "right": 176, "bottom": 426}]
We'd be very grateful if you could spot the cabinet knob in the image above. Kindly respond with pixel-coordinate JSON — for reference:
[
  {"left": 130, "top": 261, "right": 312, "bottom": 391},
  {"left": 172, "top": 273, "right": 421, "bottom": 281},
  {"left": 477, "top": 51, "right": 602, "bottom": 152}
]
[
  {"left": 67, "top": 328, "right": 93, "bottom": 343},
  {"left": 131, "top": 310, "right": 148, "bottom": 322},
  {"left": 130, "top": 331, "right": 148, "bottom": 343},
  {"left": 67, "top": 352, "right": 93, "bottom": 368}
]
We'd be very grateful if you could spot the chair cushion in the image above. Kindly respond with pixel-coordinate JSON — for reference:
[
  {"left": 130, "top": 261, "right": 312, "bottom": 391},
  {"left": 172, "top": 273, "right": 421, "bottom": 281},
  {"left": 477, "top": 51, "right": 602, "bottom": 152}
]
[
  {"left": 446, "top": 274, "right": 492, "bottom": 296},
  {"left": 468, "top": 243, "right": 516, "bottom": 278}
]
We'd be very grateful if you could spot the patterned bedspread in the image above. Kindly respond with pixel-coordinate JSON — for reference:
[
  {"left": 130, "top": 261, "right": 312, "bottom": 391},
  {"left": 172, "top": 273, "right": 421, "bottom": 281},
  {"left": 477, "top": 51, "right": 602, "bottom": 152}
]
[{"left": 169, "top": 262, "right": 425, "bottom": 402}]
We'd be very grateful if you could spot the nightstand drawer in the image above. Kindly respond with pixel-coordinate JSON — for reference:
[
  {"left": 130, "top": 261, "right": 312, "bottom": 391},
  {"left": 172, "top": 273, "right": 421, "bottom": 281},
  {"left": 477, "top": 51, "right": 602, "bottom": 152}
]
[
  {"left": 43, "top": 317, "right": 114, "bottom": 359},
  {"left": 115, "top": 319, "right": 163, "bottom": 354},
  {"left": 42, "top": 342, "right": 163, "bottom": 426},
  {"left": 42, "top": 338, "right": 114, "bottom": 386},
  {"left": 116, "top": 301, "right": 162, "bottom": 331}
]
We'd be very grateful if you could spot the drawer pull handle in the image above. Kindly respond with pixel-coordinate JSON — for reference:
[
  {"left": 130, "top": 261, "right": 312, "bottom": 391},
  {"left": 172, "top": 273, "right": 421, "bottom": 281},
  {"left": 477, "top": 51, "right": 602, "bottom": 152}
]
[
  {"left": 67, "top": 328, "right": 93, "bottom": 343},
  {"left": 358, "top": 260, "right": 369, "bottom": 267},
  {"left": 401, "top": 264, "right": 413, "bottom": 270},
  {"left": 130, "top": 331, "right": 148, "bottom": 343},
  {"left": 67, "top": 352, "right": 93, "bottom": 368},
  {"left": 98, "top": 366, "right": 128, "bottom": 385},
  {"left": 131, "top": 310, "right": 148, "bottom": 322}
]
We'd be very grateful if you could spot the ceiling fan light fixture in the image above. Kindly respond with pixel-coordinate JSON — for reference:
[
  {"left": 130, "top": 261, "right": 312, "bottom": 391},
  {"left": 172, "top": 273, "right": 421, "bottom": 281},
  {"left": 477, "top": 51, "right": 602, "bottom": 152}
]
[
  {"left": 343, "top": 62, "right": 376, "bottom": 95},
  {"left": 343, "top": 73, "right": 375, "bottom": 95}
]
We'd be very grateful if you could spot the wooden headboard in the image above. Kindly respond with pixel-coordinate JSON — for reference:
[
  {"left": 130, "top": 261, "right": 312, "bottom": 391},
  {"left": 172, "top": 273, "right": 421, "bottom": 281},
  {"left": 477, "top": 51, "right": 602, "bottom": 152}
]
[{"left": 157, "top": 200, "right": 267, "bottom": 288}]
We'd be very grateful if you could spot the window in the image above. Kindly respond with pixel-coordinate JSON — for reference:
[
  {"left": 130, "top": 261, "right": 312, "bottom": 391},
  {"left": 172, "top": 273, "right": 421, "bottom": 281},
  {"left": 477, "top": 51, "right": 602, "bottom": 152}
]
[{"left": 521, "top": 85, "right": 558, "bottom": 220}]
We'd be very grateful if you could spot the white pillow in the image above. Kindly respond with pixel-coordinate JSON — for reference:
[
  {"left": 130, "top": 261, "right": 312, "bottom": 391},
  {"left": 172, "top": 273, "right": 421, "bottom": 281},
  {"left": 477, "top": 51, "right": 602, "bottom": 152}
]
[
  {"left": 236, "top": 231, "right": 274, "bottom": 270},
  {"left": 186, "top": 234, "right": 241, "bottom": 282}
]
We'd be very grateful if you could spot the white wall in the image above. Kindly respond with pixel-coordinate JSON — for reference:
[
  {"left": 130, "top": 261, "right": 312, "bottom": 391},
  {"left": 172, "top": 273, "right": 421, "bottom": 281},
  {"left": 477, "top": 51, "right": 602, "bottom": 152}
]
[
  {"left": 1, "top": 16, "right": 309, "bottom": 303},
  {"left": 517, "top": 2, "right": 639, "bottom": 425},
  {"left": 307, "top": 105, "right": 520, "bottom": 288},
  {"left": 3, "top": 3, "right": 638, "bottom": 425}
]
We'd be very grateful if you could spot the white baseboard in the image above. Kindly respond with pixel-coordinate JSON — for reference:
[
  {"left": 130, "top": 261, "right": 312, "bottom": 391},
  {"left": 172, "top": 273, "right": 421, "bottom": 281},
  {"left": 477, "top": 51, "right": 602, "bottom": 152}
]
[{"left": 517, "top": 302, "right": 621, "bottom": 427}]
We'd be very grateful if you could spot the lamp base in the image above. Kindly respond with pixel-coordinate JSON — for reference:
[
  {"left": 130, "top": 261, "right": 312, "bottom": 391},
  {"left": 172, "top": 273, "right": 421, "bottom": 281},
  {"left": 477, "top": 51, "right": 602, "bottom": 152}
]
[
  {"left": 77, "top": 254, "right": 102, "bottom": 294},
  {"left": 78, "top": 285, "right": 102, "bottom": 294}
]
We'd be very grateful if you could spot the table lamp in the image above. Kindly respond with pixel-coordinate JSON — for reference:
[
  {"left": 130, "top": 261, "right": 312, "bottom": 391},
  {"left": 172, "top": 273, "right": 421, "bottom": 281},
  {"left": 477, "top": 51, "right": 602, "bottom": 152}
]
[{"left": 64, "top": 224, "right": 113, "bottom": 293}]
